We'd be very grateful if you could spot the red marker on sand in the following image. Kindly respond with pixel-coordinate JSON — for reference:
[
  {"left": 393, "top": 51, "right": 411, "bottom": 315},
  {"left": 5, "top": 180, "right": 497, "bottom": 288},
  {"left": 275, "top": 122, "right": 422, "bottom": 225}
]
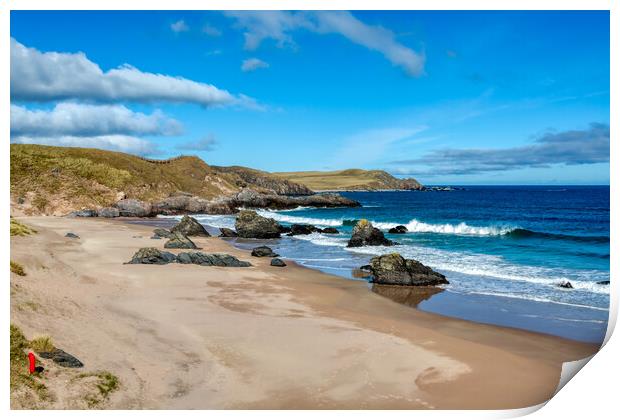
[{"left": 28, "top": 352, "right": 36, "bottom": 374}]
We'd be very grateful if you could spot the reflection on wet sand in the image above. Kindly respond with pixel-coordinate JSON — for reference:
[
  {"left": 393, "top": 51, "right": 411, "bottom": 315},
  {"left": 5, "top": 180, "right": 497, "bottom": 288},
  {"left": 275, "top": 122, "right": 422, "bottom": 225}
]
[{"left": 371, "top": 284, "right": 445, "bottom": 308}]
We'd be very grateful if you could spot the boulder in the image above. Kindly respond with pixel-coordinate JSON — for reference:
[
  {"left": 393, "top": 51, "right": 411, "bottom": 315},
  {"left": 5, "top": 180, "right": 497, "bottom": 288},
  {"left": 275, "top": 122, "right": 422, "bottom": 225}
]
[
  {"left": 176, "top": 252, "right": 251, "bottom": 267},
  {"left": 97, "top": 207, "right": 120, "bottom": 218},
  {"left": 164, "top": 232, "right": 198, "bottom": 249},
  {"left": 288, "top": 224, "right": 320, "bottom": 236},
  {"left": 151, "top": 196, "right": 191, "bottom": 215},
  {"left": 171, "top": 215, "right": 210, "bottom": 237},
  {"left": 321, "top": 227, "right": 340, "bottom": 234},
  {"left": 152, "top": 228, "right": 173, "bottom": 238},
  {"left": 126, "top": 247, "right": 177, "bottom": 264},
  {"left": 347, "top": 219, "right": 395, "bottom": 247},
  {"left": 251, "top": 246, "right": 279, "bottom": 257},
  {"left": 270, "top": 258, "right": 286, "bottom": 267},
  {"left": 68, "top": 209, "right": 97, "bottom": 217},
  {"left": 115, "top": 199, "right": 152, "bottom": 217},
  {"left": 278, "top": 225, "right": 292, "bottom": 234},
  {"left": 65, "top": 232, "right": 80, "bottom": 238},
  {"left": 368, "top": 253, "right": 448, "bottom": 286},
  {"left": 204, "top": 197, "right": 238, "bottom": 215},
  {"left": 388, "top": 225, "right": 408, "bottom": 234},
  {"left": 235, "top": 210, "right": 281, "bottom": 239},
  {"left": 557, "top": 281, "right": 574, "bottom": 289},
  {"left": 218, "top": 227, "right": 238, "bottom": 237},
  {"left": 37, "top": 349, "right": 83, "bottom": 368}
]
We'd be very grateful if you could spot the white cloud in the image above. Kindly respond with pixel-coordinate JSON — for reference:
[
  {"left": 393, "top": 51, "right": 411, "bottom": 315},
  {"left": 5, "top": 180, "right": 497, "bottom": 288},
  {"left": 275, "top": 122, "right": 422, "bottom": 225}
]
[
  {"left": 10, "top": 38, "right": 253, "bottom": 107},
  {"left": 11, "top": 103, "right": 182, "bottom": 137},
  {"left": 202, "top": 23, "right": 222, "bottom": 37},
  {"left": 241, "top": 58, "right": 269, "bottom": 72},
  {"left": 171, "top": 20, "right": 189, "bottom": 33},
  {"left": 224, "top": 11, "right": 424, "bottom": 76},
  {"left": 176, "top": 135, "right": 218, "bottom": 151},
  {"left": 11, "top": 135, "right": 157, "bottom": 156}
]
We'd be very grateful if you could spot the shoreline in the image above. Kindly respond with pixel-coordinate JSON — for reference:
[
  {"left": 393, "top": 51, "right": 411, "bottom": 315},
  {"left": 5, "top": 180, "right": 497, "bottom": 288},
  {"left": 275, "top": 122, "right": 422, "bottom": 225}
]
[{"left": 10, "top": 216, "right": 600, "bottom": 409}]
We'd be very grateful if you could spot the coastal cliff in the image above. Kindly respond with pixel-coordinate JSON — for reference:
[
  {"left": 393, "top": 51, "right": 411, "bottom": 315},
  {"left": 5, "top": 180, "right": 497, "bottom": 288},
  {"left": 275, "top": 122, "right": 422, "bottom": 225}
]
[{"left": 273, "top": 169, "right": 423, "bottom": 192}]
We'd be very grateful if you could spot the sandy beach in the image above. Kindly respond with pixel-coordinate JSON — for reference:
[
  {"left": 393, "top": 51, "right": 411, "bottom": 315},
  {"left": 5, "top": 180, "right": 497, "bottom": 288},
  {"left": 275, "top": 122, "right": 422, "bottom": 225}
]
[{"left": 10, "top": 216, "right": 599, "bottom": 409}]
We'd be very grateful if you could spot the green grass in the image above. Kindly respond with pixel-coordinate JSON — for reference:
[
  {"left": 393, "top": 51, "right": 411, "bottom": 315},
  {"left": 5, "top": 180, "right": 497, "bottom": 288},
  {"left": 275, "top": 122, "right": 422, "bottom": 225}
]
[
  {"left": 274, "top": 169, "right": 421, "bottom": 191},
  {"left": 73, "top": 371, "right": 120, "bottom": 408},
  {"left": 10, "top": 218, "right": 37, "bottom": 236},
  {"left": 10, "top": 260, "right": 26, "bottom": 276},
  {"left": 10, "top": 325, "right": 50, "bottom": 402},
  {"left": 29, "top": 335, "right": 55, "bottom": 353}
]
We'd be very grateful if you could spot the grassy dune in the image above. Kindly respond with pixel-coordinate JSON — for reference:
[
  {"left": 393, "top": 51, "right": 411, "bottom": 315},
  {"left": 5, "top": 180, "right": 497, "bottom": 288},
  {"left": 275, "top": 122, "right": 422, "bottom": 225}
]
[{"left": 273, "top": 169, "right": 422, "bottom": 191}]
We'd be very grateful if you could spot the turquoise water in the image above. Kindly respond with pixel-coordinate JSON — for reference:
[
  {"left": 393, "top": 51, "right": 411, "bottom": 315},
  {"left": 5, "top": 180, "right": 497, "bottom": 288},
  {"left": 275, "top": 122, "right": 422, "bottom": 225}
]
[{"left": 167, "top": 186, "right": 611, "bottom": 343}]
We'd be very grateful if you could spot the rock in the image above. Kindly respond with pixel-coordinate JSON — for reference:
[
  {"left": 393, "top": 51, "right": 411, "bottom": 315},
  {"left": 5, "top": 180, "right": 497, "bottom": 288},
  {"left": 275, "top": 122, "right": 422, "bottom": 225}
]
[
  {"left": 597, "top": 281, "right": 610, "bottom": 285},
  {"left": 97, "top": 207, "right": 120, "bottom": 218},
  {"left": 278, "top": 225, "right": 292, "bottom": 234},
  {"left": 557, "top": 281, "right": 574, "bottom": 289},
  {"left": 176, "top": 252, "right": 251, "bottom": 267},
  {"left": 38, "top": 349, "right": 83, "bottom": 368},
  {"left": 270, "top": 258, "right": 286, "bottom": 267},
  {"left": 115, "top": 199, "right": 152, "bottom": 217},
  {"left": 126, "top": 247, "right": 177, "bottom": 264},
  {"left": 231, "top": 188, "right": 361, "bottom": 211},
  {"left": 218, "top": 227, "right": 238, "bottom": 237},
  {"left": 68, "top": 209, "right": 97, "bottom": 217},
  {"left": 204, "top": 197, "right": 238, "bottom": 215},
  {"left": 388, "top": 225, "right": 408, "bottom": 234},
  {"left": 151, "top": 196, "right": 191, "bottom": 215},
  {"left": 321, "top": 227, "right": 340, "bottom": 234},
  {"left": 251, "top": 246, "right": 279, "bottom": 257},
  {"left": 171, "top": 215, "right": 210, "bottom": 237},
  {"left": 153, "top": 228, "right": 173, "bottom": 238},
  {"left": 347, "top": 219, "right": 395, "bottom": 247},
  {"left": 288, "top": 224, "right": 320, "bottom": 236},
  {"left": 368, "top": 253, "right": 448, "bottom": 286},
  {"left": 235, "top": 210, "right": 281, "bottom": 239},
  {"left": 164, "top": 232, "right": 198, "bottom": 249},
  {"left": 65, "top": 232, "right": 80, "bottom": 238}
]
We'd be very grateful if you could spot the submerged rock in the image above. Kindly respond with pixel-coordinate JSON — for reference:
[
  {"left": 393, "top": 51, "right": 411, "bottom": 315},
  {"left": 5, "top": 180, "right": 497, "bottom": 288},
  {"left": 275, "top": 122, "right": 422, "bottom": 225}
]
[
  {"left": 65, "top": 232, "right": 80, "bottom": 239},
  {"left": 270, "top": 258, "right": 286, "bottom": 267},
  {"left": 38, "top": 349, "right": 83, "bottom": 368},
  {"left": 97, "top": 207, "right": 120, "bottom": 218},
  {"left": 557, "top": 281, "right": 574, "bottom": 289},
  {"left": 388, "top": 225, "right": 408, "bottom": 234},
  {"left": 126, "top": 247, "right": 177, "bottom": 264},
  {"left": 235, "top": 210, "right": 281, "bottom": 239},
  {"left": 597, "top": 280, "right": 610, "bottom": 285},
  {"left": 171, "top": 215, "right": 210, "bottom": 237},
  {"left": 176, "top": 252, "right": 251, "bottom": 267},
  {"left": 347, "top": 219, "right": 395, "bottom": 247},
  {"left": 321, "top": 227, "right": 340, "bottom": 234},
  {"left": 115, "top": 199, "right": 152, "bottom": 217},
  {"left": 218, "top": 227, "right": 238, "bottom": 237},
  {"left": 368, "top": 253, "right": 448, "bottom": 286},
  {"left": 288, "top": 224, "right": 320, "bottom": 236},
  {"left": 164, "top": 232, "right": 198, "bottom": 249},
  {"left": 251, "top": 246, "right": 279, "bottom": 257}
]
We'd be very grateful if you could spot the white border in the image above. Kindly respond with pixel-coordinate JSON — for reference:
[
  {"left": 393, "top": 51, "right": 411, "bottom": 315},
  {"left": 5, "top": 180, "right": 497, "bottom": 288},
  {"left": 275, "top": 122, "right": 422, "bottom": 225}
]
[{"left": 2, "top": 1, "right": 616, "bottom": 419}]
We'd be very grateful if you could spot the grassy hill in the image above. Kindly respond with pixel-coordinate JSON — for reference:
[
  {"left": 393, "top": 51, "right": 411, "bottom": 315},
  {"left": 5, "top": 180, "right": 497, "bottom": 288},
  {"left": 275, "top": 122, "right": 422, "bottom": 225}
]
[
  {"left": 273, "top": 169, "right": 422, "bottom": 192},
  {"left": 10, "top": 144, "right": 311, "bottom": 215}
]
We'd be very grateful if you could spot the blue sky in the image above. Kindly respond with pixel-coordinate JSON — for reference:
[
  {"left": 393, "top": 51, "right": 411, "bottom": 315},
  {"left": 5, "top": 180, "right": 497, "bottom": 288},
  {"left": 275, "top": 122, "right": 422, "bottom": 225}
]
[{"left": 10, "top": 10, "right": 609, "bottom": 184}]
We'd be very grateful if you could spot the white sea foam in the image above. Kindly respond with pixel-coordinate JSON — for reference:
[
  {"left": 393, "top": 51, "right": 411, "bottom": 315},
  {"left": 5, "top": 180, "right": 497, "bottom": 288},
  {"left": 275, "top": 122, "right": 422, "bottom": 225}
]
[{"left": 256, "top": 210, "right": 344, "bottom": 227}]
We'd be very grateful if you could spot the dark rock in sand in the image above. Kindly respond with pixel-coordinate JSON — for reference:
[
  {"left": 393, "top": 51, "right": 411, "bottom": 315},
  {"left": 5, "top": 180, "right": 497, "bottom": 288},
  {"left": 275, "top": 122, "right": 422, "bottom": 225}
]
[
  {"left": 68, "top": 209, "right": 97, "bottom": 217},
  {"left": 251, "top": 246, "right": 279, "bottom": 258},
  {"left": 270, "top": 258, "right": 286, "bottom": 267},
  {"left": 171, "top": 215, "right": 210, "bottom": 237},
  {"left": 218, "top": 227, "right": 238, "bottom": 237},
  {"left": 557, "top": 281, "right": 574, "bottom": 289},
  {"left": 164, "top": 232, "right": 198, "bottom": 249},
  {"left": 176, "top": 252, "right": 251, "bottom": 267},
  {"left": 127, "top": 247, "right": 177, "bottom": 264},
  {"left": 347, "top": 219, "right": 395, "bottom": 247},
  {"left": 388, "top": 225, "right": 408, "bottom": 234},
  {"left": 288, "top": 224, "right": 320, "bottom": 236},
  {"left": 97, "top": 207, "right": 120, "bottom": 218},
  {"left": 38, "top": 349, "right": 83, "bottom": 368},
  {"left": 65, "top": 232, "right": 80, "bottom": 239},
  {"left": 368, "top": 253, "right": 448, "bottom": 286},
  {"left": 321, "top": 227, "right": 340, "bottom": 234},
  {"left": 235, "top": 210, "right": 281, "bottom": 239},
  {"left": 115, "top": 199, "right": 152, "bottom": 217},
  {"left": 152, "top": 228, "right": 173, "bottom": 238}
]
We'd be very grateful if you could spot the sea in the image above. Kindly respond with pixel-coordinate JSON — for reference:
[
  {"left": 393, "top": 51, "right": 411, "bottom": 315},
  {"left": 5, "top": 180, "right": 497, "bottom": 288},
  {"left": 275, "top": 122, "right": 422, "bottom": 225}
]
[{"left": 160, "top": 186, "right": 610, "bottom": 343}]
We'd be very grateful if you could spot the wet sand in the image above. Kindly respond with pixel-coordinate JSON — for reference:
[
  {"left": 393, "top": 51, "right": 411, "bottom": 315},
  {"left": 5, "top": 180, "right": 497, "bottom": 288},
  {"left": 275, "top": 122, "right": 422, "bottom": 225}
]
[{"left": 10, "top": 216, "right": 599, "bottom": 409}]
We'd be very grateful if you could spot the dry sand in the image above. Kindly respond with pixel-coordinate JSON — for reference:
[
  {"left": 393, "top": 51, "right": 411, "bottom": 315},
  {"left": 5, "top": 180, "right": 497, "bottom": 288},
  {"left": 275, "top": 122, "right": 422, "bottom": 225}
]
[{"left": 10, "top": 216, "right": 599, "bottom": 409}]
